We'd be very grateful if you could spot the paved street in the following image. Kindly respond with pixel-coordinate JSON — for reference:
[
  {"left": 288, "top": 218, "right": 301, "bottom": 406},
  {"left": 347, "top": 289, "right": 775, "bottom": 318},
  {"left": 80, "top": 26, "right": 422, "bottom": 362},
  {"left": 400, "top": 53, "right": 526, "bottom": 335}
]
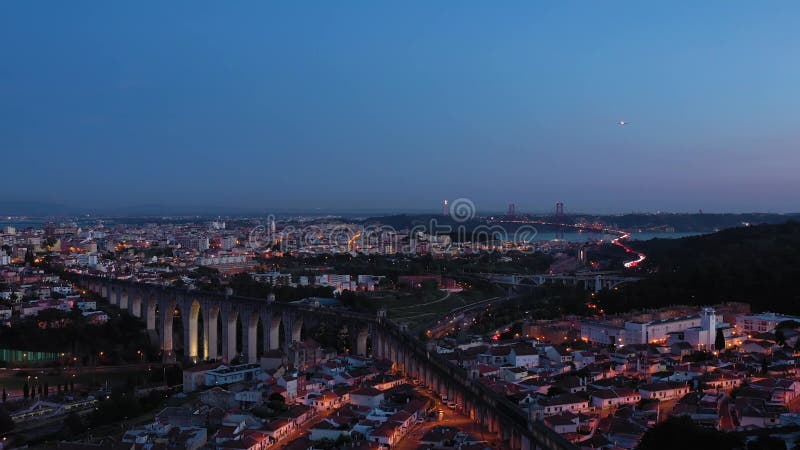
[{"left": 394, "top": 384, "right": 508, "bottom": 450}]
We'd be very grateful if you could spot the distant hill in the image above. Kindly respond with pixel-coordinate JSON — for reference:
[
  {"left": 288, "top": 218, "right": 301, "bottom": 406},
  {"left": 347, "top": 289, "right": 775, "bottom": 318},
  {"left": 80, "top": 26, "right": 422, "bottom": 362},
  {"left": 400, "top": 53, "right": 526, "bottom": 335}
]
[
  {"left": 598, "top": 221, "right": 800, "bottom": 314},
  {"left": 602, "top": 212, "right": 800, "bottom": 232},
  {"left": 0, "top": 201, "right": 85, "bottom": 216}
]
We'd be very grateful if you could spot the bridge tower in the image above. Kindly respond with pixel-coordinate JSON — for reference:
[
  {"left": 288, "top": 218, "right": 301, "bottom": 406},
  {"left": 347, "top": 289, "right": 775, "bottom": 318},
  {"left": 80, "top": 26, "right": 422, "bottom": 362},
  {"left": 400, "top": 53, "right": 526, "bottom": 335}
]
[{"left": 554, "top": 201, "right": 565, "bottom": 240}]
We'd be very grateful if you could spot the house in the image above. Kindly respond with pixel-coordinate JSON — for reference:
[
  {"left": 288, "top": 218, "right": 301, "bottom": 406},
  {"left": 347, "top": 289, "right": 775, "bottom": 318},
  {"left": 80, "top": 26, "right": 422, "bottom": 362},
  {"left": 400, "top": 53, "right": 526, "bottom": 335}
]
[
  {"left": 589, "top": 388, "right": 641, "bottom": 409},
  {"left": 205, "top": 364, "right": 261, "bottom": 386},
  {"left": 530, "top": 394, "right": 590, "bottom": 420},
  {"left": 83, "top": 310, "right": 109, "bottom": 324},
  {"left": 741, "top": 340, "right": 775, "bottom": 354},
  {"left": 218, "top": 430, "right": 270, "bottom": 450},
  {"left": 473, "top": 364, "right": 500, "bottom": 379},
  {"left": 310, "top": 418, "right": 352, "bottom": 441},
  {"left": 638, "top": 382, "right": 691, "bottom": 401},
  {"left": 350, "top": 387, "right": 384, "bottom": 408},
  {"left": 124, "top": 426, "right": 208, "bottom": 450},
  {"left": 544, "top": 346, "right": 573, "bottom": 363},
  {"left": 734, "top": 397, "right": 783, "bottom": 428},
  {"left": 749, "top": 378, "right": 800, "bottom": 405},
  {"left": 368, "top": 421, "right": 400, "bottom": 446},
  {"left": 555, "top": 376, "right": 588, "bottom": 394},
  {"left": 478, "top": 346, "right": 512, "bottom": 365},
  {"left": 183, "top": 363, "right": 218, "bottom": 392},
  {"left": 303, "top": 391, "right": 341, "bottom": 411},
  {"left": 277, "top": 375, "right": 299, "bottom": 402},
  {"left": 517, "top": 378, "right": 552, "bottom": 395},
  {"left": 260, "top": 349, "right": 287, "bottom": 371},
  {"left": 263, "top": 418, "right": 294, "bottom": 442},
  {"left": 235, "top": 390, "right": 265, "bottom": 409},
  {"left": 0, "top": 305, "right": 11, "bottom": 321},
  {"left": 200, "top": 387, "right": 239, "bottom": 410},
  {"left": 510, "top": 345, "right": 540, "bottom": 368},
  {"left": 604, "top": 417, "right": 647, "bottom": 449},
  {"left": 544, "top": 411, "right": 580, "bottom": 434},
  {"left": 502, "top": 366, "right": 529, "bottom": 382},
  {"left": 572, "top": 351, "right": 596, "bottom": 370},
  {"left": 699, "top": 372, "right": 743, "bottom": 392},
  {"left": 279, "top": 404, "right": 314, "bottom": 427},
  {"left": 419, "top": 426, "right": 460, "bottom": 447},
  {"left": 75, "top": 300, "right": 96, "bottom": 311}
]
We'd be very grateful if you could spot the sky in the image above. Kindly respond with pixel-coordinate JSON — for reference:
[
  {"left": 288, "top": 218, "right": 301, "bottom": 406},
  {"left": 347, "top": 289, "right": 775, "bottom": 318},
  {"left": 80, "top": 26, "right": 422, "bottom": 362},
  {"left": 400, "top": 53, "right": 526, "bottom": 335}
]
[{"left": 1, "top": 1, "right": 799, "bottom": 214}]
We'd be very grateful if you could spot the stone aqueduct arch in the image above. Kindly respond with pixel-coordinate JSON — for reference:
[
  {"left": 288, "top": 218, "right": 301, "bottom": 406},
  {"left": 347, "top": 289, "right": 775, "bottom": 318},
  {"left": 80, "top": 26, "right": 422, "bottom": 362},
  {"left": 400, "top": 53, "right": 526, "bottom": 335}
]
[
  {"left": 79, "top": 277, "right": 373, "bottom": 364},
  {"left": 77, "top": 276, "right": 576, "bottom": 450}
]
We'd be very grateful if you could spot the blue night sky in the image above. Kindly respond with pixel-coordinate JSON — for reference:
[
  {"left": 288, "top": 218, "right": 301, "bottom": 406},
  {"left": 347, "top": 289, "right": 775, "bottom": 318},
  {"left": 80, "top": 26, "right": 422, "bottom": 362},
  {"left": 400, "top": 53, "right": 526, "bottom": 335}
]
[{"left": 1, "top": 1, "right": 799, "bottom": 214}]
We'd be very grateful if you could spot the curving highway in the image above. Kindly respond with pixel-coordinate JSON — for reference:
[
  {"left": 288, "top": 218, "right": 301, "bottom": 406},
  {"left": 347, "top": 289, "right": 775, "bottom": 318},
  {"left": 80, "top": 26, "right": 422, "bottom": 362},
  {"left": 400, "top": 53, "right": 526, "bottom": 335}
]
[
  {"left": 491, "top": 219, "right": 646, "bottom": 269},
  {"left": 611, "top": 232, "right": 646, "bottom": 268}
]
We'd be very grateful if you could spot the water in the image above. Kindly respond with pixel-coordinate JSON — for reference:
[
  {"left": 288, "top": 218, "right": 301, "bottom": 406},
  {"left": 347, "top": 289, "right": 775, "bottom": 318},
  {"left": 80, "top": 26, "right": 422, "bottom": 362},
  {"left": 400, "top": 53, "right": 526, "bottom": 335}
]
[{"left": 0, "top": 220, "right": 47, "bottom": 230}]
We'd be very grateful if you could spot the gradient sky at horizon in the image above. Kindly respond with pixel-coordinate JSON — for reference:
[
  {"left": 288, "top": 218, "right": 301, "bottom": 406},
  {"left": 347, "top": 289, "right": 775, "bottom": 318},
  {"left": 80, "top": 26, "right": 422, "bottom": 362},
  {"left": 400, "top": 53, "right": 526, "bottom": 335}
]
[{"left": 1, "top": 1, "right": 799, "bottom": 214}]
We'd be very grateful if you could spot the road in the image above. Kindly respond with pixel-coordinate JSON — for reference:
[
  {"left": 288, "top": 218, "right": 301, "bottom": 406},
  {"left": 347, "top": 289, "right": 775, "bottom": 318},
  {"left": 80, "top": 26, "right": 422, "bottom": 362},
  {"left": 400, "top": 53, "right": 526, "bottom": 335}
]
[
  {"left": 426, "top": 296, "right": 505, "bottom": 339},
  {"left": 392, "top": 291, "right": 452, "bottom": 311},
  {"left": 611, "top": 232, "right": 646, "bottom": 268},
  {"left": 719, "top": 396, "right": 735, "bottom": 430},
  {"left": 490, "top": 218, "right": 647, "bottom": 269},
  {"left": 393, "top": 385, "right": 508, "bottom": 450},
  {"left": 276, "top": 401, "right": 351, "bottom": 447}
]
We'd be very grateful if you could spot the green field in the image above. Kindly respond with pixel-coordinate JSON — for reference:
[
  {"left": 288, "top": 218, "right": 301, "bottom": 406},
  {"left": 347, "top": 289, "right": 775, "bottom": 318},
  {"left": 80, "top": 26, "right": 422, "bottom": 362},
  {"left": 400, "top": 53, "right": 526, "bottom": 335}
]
[
  {"left": 0, "top": 366, "right": 149, "bottom": 393},
  {"left": 381, "top": 288, "right": 504, "bottom": 330}
]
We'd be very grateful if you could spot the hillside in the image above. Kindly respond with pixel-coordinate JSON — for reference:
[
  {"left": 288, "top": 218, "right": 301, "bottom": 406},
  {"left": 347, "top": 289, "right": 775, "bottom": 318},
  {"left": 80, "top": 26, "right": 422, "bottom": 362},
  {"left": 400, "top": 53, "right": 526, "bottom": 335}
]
[{"left": 596, "top": 221, "right": 800, "bottom": 314}]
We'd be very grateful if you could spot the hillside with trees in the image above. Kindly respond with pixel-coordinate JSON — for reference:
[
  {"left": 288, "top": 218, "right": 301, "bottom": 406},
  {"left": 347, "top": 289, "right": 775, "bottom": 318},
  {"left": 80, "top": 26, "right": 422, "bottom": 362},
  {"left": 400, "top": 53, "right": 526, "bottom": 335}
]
[{"left": 596, "top": 221, "right": 800, "bottom": 314}]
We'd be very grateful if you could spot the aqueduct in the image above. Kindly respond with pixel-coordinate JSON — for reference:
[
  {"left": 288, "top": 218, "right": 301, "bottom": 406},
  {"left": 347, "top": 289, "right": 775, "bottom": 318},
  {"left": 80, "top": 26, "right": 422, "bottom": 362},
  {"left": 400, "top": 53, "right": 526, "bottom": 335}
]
[{"left": 78, "top": 275, "right": 576, "bottom": 450}]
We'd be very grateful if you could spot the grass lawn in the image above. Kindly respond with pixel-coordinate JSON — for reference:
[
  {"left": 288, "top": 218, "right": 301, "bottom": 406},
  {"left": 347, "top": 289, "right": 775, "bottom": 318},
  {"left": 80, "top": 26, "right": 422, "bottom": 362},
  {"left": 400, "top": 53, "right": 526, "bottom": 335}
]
[{"left": 386, "top": 288, "right": 504, "bottom": 329}]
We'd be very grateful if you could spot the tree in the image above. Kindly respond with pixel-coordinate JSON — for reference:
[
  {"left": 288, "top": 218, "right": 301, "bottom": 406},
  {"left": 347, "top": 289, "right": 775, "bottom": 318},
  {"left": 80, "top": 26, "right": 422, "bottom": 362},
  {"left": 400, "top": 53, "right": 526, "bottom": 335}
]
[
  {"left": 715, "top": 329, "right": 726, "bottom": 352},
  {"left": 637, "top": 416, "right": 742, "bottom": 450},
  {"left": 64, "top": 412, "right": 86, "bottom": 435},
  {"left": 775, "top": 329, "right": 786, "bottom": 346},
  {"left": 747, "top": 435, "right": 787, "bottom": 450},
  {"left": 24, "top": 248, "right": 34, "bottom": 265},
  {"left": 268, "top": 392, "right": 286, "bottom": 403},
  {"left": 546, "top": 386, "right": 566, "bottom": 397},
  {"left": 777, "top": 320, "right": 800, "bottom": 330},
  {"left": 0, "top": 406, "right": 14, "bottom": 433}
]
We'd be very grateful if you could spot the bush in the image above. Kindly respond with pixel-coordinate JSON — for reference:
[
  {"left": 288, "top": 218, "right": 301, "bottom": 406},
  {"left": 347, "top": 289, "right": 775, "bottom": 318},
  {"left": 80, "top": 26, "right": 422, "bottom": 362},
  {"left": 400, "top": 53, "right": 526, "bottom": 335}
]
[{"left": 637, "top": 416, "right": 742, "bottom": 450}]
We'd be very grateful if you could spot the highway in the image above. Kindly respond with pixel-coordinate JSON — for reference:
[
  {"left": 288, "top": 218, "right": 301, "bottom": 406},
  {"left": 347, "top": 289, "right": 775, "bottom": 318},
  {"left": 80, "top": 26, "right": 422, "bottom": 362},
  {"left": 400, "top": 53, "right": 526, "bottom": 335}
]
[
  {"left": 491, "top": 218, "right": 646, "bottom": 270},
  {"left": 611, "top": 232, "right": 646, "bottom": 268},
  {"left": 426, "top": 296, "right": 506, "bottom": 339}
]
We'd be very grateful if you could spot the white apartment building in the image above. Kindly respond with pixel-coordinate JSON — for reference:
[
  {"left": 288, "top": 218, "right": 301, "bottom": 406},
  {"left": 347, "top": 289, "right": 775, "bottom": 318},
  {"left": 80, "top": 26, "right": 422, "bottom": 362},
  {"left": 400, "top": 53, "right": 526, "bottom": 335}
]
[
  {"left": 582, "top": 307, "right": 722, "bottom": 347},
  {"left": 736, "top": 313, "right": 800, "bottom": 334}
]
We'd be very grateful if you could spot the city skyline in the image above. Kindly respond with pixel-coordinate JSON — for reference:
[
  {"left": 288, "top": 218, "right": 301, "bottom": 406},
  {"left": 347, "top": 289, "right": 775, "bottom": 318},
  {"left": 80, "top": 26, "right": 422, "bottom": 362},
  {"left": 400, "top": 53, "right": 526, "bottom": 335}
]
[{"left": 2, "top": 2, "right": 800, "bottom": 212}]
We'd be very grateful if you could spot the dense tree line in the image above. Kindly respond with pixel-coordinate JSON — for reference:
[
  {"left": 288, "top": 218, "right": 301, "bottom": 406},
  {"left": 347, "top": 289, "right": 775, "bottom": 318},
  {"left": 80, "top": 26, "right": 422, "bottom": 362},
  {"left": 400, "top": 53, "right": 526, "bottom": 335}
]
[
  {"left": 596, "top": 221, "right": 800, "bottom": 314},
  {"left": 0, "top": 307, "right": 156, "bottom": 361},
  {"left": 259, "top": 252, "right": 552, "bottom": 282},
  {"left": 637, "top": 416, "right": 743, "bottom": 450},
  {"left": 228, "top": 273, "right": 335, "bottom": 301}
]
